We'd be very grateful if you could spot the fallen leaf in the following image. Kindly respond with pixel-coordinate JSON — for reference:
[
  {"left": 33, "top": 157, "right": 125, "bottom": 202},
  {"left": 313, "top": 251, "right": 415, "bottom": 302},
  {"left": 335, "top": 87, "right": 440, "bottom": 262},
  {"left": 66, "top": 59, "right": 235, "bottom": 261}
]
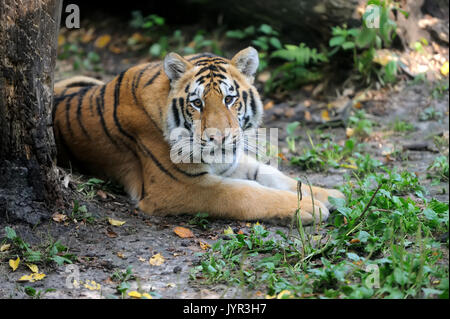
[
  {"left": 149, "top": 253, "right": 165, "bottom": 266},
  {"left": 26, "top": 264, "right": 39, "bottom": 273},
  {"left": 265, "top": 294, "right": 276, "bottom": 299},
  {"left": 173, "top": 226, "right": 194, "bottom": 238},
  {"left": 106, "top": 227, "right": 118, "bottom": 238},
  {"left": 81, "top": 28, "right": 95, "bottom": 43},
  {"left": 346, "top": 127, "right": 354, "bottom": 138},
  {"left": 341, "top": 164, "right": 358, "bottom": 170},
  {"left": 0, "top": 244, "right": 11, "bottom": 252},
  {"left": 84, "top": 280, "right": 101, "bottom": 291},
  {"left": 199, "top": 241, "right": 210, "bottom": 250},
  {"left": 263, "top": 100, "right": 274, "bottom": 110},
  {"left": 18, "top": 273, "right": 46, "bottom": 282},
  {"left": 223, "top": 226, "right": 234, "bottom": 236},
  {"left": 167, "top": 282, "right": 176, "bottom": 288},
  {"left": 353, "top": 101, "right": 363, "bottom": 109},
  {"left": 278, "top": 153, "right": 287, "bottom": 161},
  {"left": 277, "top": 290, "right": 292, "bottom": 299},
  {"left": 128, "top": 291, "right": 142, "bottom": 298},
  {"left": 58, "top": 34, "right": 65, "bottom": 46},
  {"left": 109, "top": 44, "right": 125, "bottom": 54},
  {"left": 142, "top": 293, "right": 152, "bottom": 299},
  {"left": 52, "top": 213, "right": 67, "bottom": 223},
  {"left": 257, "top": 71, "right": 271, "bottom": 83},
  {"left": 108, "top": 218, "right": 126, "bottom": 226},
  {"left": 441, "top": 61, "right": 449, "bottom": 76},
  {"left": 116, "top": 252, "right": 125, "bottom": 259},
  {"left": 350, "top": 238, "right": 360, "bottom": 244},
  {"left": 95, "top": 34, "right": 111, "bottom": 48},
  {"left": 9, "top": 257, "right": 20, "bottom": 271},
  {"left": 138, "top": 256, "right": 146, "bottom": 262},
  {"left": 97, "top": 190, "right": 107, "bottom": 199},
  {"left": 321, "top": 110, "right": 330, "bottom": 122}
]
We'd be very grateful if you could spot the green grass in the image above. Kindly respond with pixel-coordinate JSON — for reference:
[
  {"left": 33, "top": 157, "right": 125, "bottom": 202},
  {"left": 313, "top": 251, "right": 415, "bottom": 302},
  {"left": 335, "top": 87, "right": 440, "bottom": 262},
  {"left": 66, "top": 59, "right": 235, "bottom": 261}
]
[
  {"left": 2, "top": 227, "right": 76, "bottom": 266},
  {"left": 427, "top": 155, "right": 449, "bottom": 186},
  {"left": 390, "top": 119, "right": 415, "bottom": 133},
  {"left": 190, "top": 169, "right": 449, "bottom": 298}
]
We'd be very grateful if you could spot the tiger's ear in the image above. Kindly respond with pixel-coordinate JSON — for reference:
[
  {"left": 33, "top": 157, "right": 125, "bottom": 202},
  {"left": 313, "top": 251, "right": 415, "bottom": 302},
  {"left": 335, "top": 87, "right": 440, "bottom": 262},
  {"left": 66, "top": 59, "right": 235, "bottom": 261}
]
[
  {"left": 231, "top": 47, "right": 259, "bottom": 83},
  {"left": 164, "top": 52, "right": 192, "bottom": 83}
]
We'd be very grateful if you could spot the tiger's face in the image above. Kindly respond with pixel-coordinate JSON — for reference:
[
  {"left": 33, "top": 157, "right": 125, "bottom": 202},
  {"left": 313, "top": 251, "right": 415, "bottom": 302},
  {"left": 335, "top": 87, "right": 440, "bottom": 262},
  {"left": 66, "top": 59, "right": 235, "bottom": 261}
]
[{"left": 163, "top": 47, "right": 263, "bottom": 174}]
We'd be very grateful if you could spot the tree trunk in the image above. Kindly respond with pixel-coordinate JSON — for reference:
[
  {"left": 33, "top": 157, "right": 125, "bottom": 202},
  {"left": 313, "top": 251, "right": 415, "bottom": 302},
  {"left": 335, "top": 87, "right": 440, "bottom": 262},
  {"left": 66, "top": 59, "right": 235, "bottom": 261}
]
[{"left": 0, "top": 0, "right": 63, "bottom": 225}]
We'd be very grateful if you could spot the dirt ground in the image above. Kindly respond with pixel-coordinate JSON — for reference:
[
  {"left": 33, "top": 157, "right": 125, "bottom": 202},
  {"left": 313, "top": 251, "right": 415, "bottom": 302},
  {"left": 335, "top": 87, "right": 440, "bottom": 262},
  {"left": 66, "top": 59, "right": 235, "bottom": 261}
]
[{"left": 0, "top": 76, "right": 447, "bottom": 298}]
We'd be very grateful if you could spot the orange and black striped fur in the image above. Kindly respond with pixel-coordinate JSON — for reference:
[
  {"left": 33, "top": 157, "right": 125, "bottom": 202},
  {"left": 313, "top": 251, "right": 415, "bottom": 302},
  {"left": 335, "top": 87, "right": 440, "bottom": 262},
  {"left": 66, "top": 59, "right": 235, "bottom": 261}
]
[{"left": 53, "top": 47, "right": 345, "bottom": 224}]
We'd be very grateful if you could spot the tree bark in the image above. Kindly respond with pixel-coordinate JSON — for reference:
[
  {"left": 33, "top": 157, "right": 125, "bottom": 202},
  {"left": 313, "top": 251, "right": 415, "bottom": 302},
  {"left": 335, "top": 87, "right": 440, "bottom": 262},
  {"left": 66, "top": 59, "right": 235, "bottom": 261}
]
[{"left": 0, "top": 0, "right": 62, "bottom": 225}]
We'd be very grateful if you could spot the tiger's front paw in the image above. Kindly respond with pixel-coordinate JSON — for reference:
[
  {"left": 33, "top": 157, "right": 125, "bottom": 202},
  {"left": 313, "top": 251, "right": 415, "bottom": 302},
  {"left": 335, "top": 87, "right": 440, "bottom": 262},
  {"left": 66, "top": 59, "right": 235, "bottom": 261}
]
[
  {"left": 297, "top": 198, "right": 330, "bottom": 225},
  {"left": 303, "top": 187, "right": 346, "bottom": 210}
]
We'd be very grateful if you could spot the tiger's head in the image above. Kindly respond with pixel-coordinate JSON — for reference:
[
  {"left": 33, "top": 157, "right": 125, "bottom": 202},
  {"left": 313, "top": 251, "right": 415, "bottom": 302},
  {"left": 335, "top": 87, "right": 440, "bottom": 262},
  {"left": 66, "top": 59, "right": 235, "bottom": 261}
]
[{"left": 163, "top": 47, "right": 263, "bottom": 174}]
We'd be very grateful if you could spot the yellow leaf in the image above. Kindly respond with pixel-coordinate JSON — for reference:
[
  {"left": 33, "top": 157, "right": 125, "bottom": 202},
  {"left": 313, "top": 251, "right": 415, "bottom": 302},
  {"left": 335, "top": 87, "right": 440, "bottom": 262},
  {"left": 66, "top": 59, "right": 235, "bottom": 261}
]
[
  {"left": 341, "top": 164, "right": 358, "bottom": 170},
  {"left": 128, "top": 291, "right": 142, "bottom": 298},
  {"left": 0, "top": 244, "right": 11, "bottom": 252},
  {"left": 441, "top": 61, "right": 449, "bottom": 76},
  {"left": 346, "top": 127, "right": 354, "bottom": 138},
  {"left": 265, "top": 294, "right": 276, "bottom": 299},
  {"left": 321, "top": 110, "right": 330, "bottom": 122},
  {"left": 18, "top": 274, "right": 33, "bottom": 282},
  {"left": 149, "top": 253, "right": 165, "bottom": 266},
  {"left": 277, "top": 290, "right": 292, "bottom": 299},
  {"left": 117, "top": 252, "right": 125, "bottom": 259},
  {"left": 95, "top": 34, "right": 111, "bottom": 48},
  {"left": 9, "top": 257, "right": 20, "bottom": 271},
  {"left": 199, "top": 241, "right": 210, "bottom": 250},
  {"left": 223, "top": 226, "right": 234, "bottom": 235},
  {"left": 18, "top": 273, "right": 46, "bottom": 282},
  {"left": 84, "top": 280, "right": 101, "bottom": 291},
  {"left": 26, "top": 264, "right": 39, "bottom": 273},
  {"left": 108, "top": 218, "right": 126, "bottom": 226},
  {"left": 142, "top": 293, "right": 152, "bottom": 299},
  {"left": 173, "top": 226, "right": 194, "bottom": 238},
  {"left": 58, "top": 34, "right": 65, "bottom": 46},
  {"left": 31, "top": 273, "right": 46, "bottom": 281},
  {"left": 81, "top": 28, "right": 95, "bottom": 43}
]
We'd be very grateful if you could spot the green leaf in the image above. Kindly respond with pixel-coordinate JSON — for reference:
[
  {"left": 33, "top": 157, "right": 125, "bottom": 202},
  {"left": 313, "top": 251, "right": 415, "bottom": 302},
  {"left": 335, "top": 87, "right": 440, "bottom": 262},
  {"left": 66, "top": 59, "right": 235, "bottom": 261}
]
[
  {"left": 226, "top": 30, "right": 246, "bottom": 39},
  {"left": 329, "top": 36, "right": 345, "bottom": 47},
  {"left": 286, "top": 121, "right": 300, "bottom": 136},
  {"left": 5, "top": 226, "right": 17, "bottom": 240},
  {"left": 269, "top": 37, "right": 282, "bottom": 49},
  {"left": 422, "top": 208, "right": 437, "bottom": 221},
  {"left": 259, "top": 24, "right": 273, "bottom": 35},
  {"left": 342, "top": 41, "right": 355, "bottom": 50},
  {"left": 356, "top": 28, "right": 376, "bottom": 48},
  {"left": 149, "top": 43, "right": 161, "bottom": 57},
  {"left": 347, "top": 252, "right": 361, "bottom": 261},
  {"left": 422, "top": 288, "right": 443, "bottom": 298},
  {"left": 393, "top": 268, "right": 408, "bottom": 285}
]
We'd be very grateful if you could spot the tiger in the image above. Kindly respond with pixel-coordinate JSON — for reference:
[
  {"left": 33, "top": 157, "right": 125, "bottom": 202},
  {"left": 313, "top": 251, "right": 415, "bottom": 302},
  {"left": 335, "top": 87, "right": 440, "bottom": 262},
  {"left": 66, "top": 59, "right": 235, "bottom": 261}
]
[{"left": 53, "top": 47, "right": 345, "bottom": 224}]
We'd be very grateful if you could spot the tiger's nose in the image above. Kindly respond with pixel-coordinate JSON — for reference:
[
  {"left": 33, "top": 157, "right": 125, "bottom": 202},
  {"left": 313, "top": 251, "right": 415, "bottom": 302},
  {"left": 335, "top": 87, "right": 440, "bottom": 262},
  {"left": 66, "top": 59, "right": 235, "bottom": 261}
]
[{"left": 208, "top": 132, "right": 231, "bottom": 144}]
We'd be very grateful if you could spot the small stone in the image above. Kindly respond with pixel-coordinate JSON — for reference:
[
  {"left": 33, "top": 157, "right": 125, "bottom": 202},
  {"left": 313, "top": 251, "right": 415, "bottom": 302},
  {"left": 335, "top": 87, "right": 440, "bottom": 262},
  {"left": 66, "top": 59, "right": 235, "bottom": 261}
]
[{"left": 173, "top": 266, "right": 182, "bottom": 273}]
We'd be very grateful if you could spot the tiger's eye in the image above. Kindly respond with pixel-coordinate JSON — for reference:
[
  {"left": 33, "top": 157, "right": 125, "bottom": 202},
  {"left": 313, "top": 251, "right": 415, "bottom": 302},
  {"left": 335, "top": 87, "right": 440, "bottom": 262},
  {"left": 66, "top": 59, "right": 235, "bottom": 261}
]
[
  {"left": 224, "top": 96, "right": 234, "bottom": 105},
  {"left": 193, "top": 99, "right": 202, "bottom": 108}
]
